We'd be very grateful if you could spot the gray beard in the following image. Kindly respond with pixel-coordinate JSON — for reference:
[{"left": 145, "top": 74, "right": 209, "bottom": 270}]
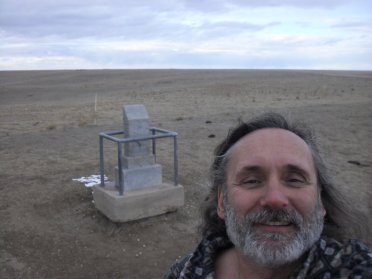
[{"left": 224, "top": 199, "right": 324, "bottom": 267}]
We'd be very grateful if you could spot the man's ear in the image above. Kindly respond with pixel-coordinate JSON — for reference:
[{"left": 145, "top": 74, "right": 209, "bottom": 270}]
[{"left": 217, "top": 189, "right": 225, "bottom": 219}]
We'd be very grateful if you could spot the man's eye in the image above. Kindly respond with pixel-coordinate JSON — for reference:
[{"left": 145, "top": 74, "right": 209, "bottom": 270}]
[
  {"left": 234, "top": 179, "right": 262, "bottom": 188},
  {"left": 242, "top": 179, "right": 261, "bottom": 184},
  {"left": 286, "top": 176, "right": 307, "bottom": 187},
  {"left": 288, "top": 178, "right": 303, "bottom": 183}
]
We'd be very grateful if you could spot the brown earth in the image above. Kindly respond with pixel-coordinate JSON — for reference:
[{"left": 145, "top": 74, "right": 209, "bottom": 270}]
[{"left": 0, "top": 69, "right": 371, "bottom": 278}]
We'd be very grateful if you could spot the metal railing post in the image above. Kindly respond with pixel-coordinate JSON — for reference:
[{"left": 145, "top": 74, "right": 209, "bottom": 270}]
[
  {"left": 99, "top": 135, "right": 105, "bottom": 187},
  {"left": 152, "top": 129, "right": 156, "bottom": 163},
  {"left": 173, "top": 136, "right": 178, "bottom": 186},
  {"left": 118, "top": 142, "right": 124, "bottom": 195}
]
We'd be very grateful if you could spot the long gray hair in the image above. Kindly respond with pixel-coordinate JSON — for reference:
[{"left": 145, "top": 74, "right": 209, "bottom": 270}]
[{"left": 200, "top": 112, "right": 365, "bottom": 242}]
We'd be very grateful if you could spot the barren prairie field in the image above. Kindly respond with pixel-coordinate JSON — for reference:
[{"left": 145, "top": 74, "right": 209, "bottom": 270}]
[{"left": 0, "top": 69, "right": 371, "bottom": 278}]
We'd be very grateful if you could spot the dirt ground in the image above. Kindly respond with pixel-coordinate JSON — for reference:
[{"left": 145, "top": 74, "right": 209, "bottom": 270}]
[{"left": 0, "top": 69, "right": 371, "bottom": 278}]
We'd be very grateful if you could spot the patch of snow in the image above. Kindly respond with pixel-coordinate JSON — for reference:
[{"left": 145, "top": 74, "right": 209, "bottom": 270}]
[{"left": 72, "top": 174, "right": 108, "bottom": 187}]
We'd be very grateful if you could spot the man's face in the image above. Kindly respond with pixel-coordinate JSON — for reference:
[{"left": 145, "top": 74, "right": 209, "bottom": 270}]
[{"left": 217, "top": 128, "right": 325, "bottom": 267}]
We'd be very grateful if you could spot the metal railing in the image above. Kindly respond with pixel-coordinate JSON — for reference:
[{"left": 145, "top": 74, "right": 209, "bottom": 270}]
[{"left": 99, "top": 127, "right": 178, "bottom": 195}]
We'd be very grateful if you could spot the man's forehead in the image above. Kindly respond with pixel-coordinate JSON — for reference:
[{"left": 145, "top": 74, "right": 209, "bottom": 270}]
[
  {"left": 229, "top": 128, "right": 314, "bottom": 164},
  {"left": 234, "top": 128, "right": 309, "bottom": 150},
  {"left": 227, "top": 128, "right": 317, "bottom": 178}
]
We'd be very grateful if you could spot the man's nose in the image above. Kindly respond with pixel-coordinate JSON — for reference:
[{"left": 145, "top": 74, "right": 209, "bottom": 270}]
[{"left": 259, "top": 180, "right": 289, "bottom": 209}]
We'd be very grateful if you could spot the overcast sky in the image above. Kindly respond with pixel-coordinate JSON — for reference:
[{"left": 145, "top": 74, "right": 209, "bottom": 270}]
[{"left": 1, "top": 0, "right": 371, "bottom": 70}]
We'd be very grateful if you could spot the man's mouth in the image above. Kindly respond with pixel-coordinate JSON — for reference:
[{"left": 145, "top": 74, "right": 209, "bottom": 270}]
[
  {"left": 255, "top": 221, "right": 294, "bottom": 233},
  {"left": 262, "top": 221, "right": 291, "bottom": 226},
  {"left": 246, "top": 208, "right": 302, "bottom": 234}
]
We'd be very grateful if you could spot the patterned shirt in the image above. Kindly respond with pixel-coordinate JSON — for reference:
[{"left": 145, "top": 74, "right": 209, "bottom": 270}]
[{"left": 163, "top": 233, "right": 372, "bottom": 279}]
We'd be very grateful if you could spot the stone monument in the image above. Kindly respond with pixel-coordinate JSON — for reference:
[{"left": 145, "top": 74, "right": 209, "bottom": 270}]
[
  {"left": 115, "top": 104, "right": 162, "bottom": 191},
  {"left": 93, "top": 104, "right": 184, "bottom": 222}
]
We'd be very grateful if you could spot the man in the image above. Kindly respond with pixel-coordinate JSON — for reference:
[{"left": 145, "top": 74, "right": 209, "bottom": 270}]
[{"left": 163, "top": 112, "right": 371, "bottom": 279}]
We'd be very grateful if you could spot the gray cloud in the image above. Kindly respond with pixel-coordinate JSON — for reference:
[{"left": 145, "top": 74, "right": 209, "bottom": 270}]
[
  {"left": 2, "top": 0, "right": 365, "bottom": 38},
  {"left": 0, "top": 0, "right": 277, "bottom": 41},
  {"left": 177, "top": 0, "right": 357, "bottom": 11},
  {"left": 330, "top": 21, "right": 371, "bottom": 29},
  {"left": 1, "top": 0, "right": 371, "bottom": 70}
]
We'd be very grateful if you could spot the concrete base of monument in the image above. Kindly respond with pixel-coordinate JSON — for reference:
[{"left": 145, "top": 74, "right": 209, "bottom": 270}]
[{"left": 92, "top": 182, "right": 184, "bottom": 222}]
